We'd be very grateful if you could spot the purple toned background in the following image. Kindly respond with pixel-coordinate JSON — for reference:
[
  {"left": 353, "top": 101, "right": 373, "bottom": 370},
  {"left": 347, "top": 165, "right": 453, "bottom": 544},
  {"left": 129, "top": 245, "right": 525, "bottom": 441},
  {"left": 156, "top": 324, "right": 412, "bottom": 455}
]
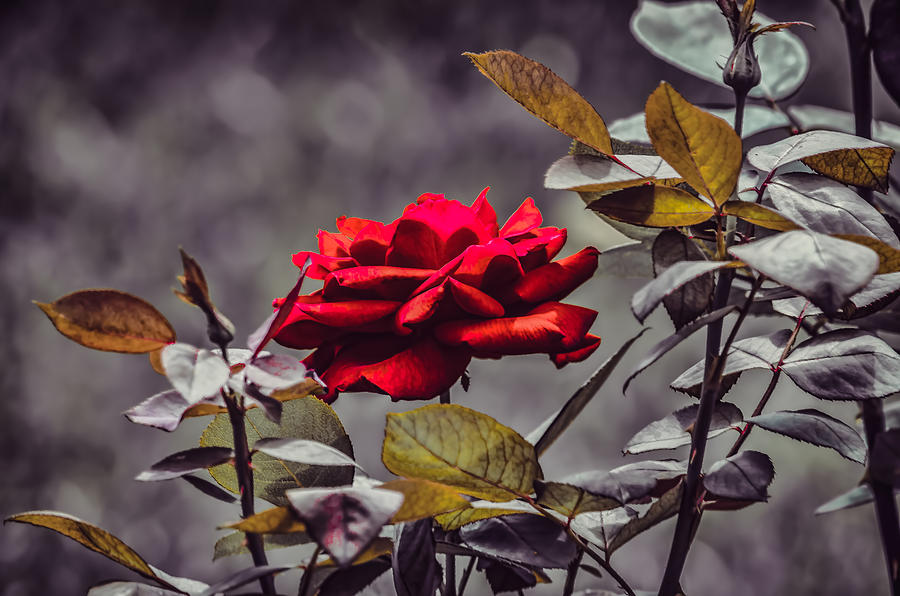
[{"left": 1, "top": 1, "right": 898, "bottom": 594}]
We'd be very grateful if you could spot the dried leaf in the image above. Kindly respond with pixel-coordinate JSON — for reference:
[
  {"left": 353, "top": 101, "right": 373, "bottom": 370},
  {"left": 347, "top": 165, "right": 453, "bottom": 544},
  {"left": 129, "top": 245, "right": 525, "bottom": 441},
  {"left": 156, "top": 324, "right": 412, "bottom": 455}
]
[
  {"left": 36, "top": 290, "right": 175, "bottom": 353},
  {"left": 465, "top": 50, "right": 612, "bottom": 154},
  {"left": 588, "top": 185, "right": 717, "bottom": 228}
]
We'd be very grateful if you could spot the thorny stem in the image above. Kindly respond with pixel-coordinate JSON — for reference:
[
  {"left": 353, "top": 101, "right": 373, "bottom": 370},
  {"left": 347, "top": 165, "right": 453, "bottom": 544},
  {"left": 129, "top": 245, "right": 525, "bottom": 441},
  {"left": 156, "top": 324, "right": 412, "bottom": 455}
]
[
  {"left": 658, "top": 61, "right": 755, "bottom": 595},
  {"left": 525, "top": 498, "right": 636, "bottom": 596},
  {"left": 457, "top": 557, "right": 476, "bottom": 596},
  {"left": 836, "top": 1, "right": 900, "bottom": 592},
  {"left": 563, "top": 548, "right": 585, "bottom": 596},
  {"left": 223, "top": 388, "right": 275, "bottom": 595},
  {"left": 727, "top": 302, "right": 807, "bottom": 458},
  {"left": 297, "top": 545, "right": 321, "bottom": 596}
]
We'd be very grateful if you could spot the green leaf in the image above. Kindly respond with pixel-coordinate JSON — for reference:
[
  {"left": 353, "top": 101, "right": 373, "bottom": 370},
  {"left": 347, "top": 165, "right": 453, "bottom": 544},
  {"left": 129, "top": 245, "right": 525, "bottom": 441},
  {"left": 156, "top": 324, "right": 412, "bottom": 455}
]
[
  {"left": 623, "top": 402, "right": 742, "bottom": 455},
  {"left": 201, "top": 397, "right": 354, "bottom": 506},
  {"left": 781, "top": 329, "right": 900, "bottom": 400},
  {"left": 607, "top": 481, "right": 683, "bottom": 554},
  {"left": 746, "top": 409, "right": 866, "bottom": 464},
  {"left": 787, "top": 105, "right": 900, "bottom": 150},
  {"left": 871, "top": 0, "right": 900, "bottom": 109},
  {"left": 609, "top": 105, "right": 790, "bottom": 143},
  {"left": 527, "top": 329, "right": 648, "bottom": 456},
  {"left": 746, "top": 130, "right": 894, "bottom": 192},
  {"left": 534, "top": 481, "right": 620, "bottom": 518},
  {"left": 464, "top": 50, "right": 612, "bottom": 154},
  {"left": 286, "top": 487, "right": 403, "bottom": 568},
  {"left": 644, "top": 82, "right": 742, "bottom": 206},
  {"left": 35, "top": 289, "right": 175, "bottom": 353},
  {"left": 382, "top": 404, "right": 539, "bottom": 502},
  {"left": 651, "top": 229, "right": 715, "bottom": 330},
  {"left": 544, "top": 153, "right": 681, "bottom": 193},
  {"left": 459, "top": 513, "right": 577, "bottom": 569},
  {"left": 631, "top": 260, "right": 735, "bottom": 323},
  {"left": 630, "top": 1, "right": 809, "bottom": 100},
  {"left": 729, "top": 230, "right": 879, "bottom": 315},
  {"left": 815, "top": 484, "right": 880, "bottom": 515},
  {"left": 136, "top": 447, "right": 234, "bottom": 482},
  {"left": 703, "top": 451, "right": 774, "bottom": 502}
]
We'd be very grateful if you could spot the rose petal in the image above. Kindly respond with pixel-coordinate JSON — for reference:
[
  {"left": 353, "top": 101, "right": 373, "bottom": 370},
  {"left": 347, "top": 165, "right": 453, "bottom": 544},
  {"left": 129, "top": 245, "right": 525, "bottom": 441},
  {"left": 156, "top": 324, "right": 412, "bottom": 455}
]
[
  {"left": 394, "top": 282, "right": 447, "bottom": 333},
  {"left": 471, "top": 187, "right": 499, "bottom": 237},
  {"left": 512, "top": 247, "right": 599, "bottom": 303},
  {"left": 336, "top": 216, "right": 376, "bottom": 238},
  {"left": 513, "top": 227, "right": 567, "bottom": 271},
  {"left": 274, "top": 319, "right": 343, "bottom": 349},
  {"left": 550, "top": 334, "right": 602, "bottom": 368},
  {"left": 318, "top": 336, "right": 472, "bottom": 401},
  {"left": 448, "top": 278, "right": 504, "bottom": 317},
  {"left": 452, "top": 238, "right": 524, "bottom": 289},
  {"left": 292, "top": 251, "right": 357, "bottom": 279},
  {"left": 299, "top": 300, "right": 401, "bottom": 327},
  {"left": 500, "top": 197, "right": 542, "bottom": 237},
  {"left": 435, "top": 302, "right": 598, "bottom": 355},
  {"left": 318, "top": 230, "right": 351, "bottom": 258},
  {"left": 323, "top": 266, "right": 434, "bottom": 300},
  {"left": 417, "top": 192, "right": 446, "bottom": 204},
  {"left": 349, "top": 221, "right": 396, "bottom": 266},
  {"left": 386, "top": 199, "right": 494, "bottom": 269}
]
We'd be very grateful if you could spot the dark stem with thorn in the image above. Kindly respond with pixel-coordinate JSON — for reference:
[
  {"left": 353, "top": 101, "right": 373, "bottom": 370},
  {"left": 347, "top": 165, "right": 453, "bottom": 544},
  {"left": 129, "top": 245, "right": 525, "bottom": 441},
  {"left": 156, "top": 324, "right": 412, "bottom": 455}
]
[{"left": 836, "top": 1, "right": 900, "bottom": 593}]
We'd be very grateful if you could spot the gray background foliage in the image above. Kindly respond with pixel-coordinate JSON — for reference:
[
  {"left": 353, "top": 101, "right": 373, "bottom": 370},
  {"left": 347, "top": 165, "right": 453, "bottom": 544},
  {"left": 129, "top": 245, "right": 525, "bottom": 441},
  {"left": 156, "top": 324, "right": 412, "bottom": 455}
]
[{"left": 1, "top": 1, "right": 898, "bottom": 594}]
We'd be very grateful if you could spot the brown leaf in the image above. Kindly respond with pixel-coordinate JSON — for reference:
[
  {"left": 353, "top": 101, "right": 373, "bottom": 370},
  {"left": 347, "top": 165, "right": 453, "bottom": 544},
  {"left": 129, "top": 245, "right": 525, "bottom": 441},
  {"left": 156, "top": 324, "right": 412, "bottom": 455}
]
[
  {"left": 802, "top": 147, "right": 894, "bottom": 193},
  {"left": 465, "top": 50, "right": 612, "bottom": 154},
  {"left": 36, "top": 289, "right": 175, "bottom": 353}
]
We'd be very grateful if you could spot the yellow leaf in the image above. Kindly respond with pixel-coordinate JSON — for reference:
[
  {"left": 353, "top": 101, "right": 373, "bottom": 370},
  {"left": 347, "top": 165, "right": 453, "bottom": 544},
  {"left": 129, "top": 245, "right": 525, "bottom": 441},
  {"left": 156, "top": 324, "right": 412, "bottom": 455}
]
[
  {"left": 587, "top": 185, "right": 716, "bottom": 228},
  {"left": 645, "top": 82, "right": 742, "bottom": 206},
  {"left": 534, "top": 481, "right": 620, "bottom": 519},
  {"left": 221, "top": 506, "right": 307, "bottom": 534},
  {"left": 720, "top": 201, "right": 800, "bottom": 231},
  {"left": 5, "top": 511, "right": 156, "bottom": 579},
  {"left": 379, "top": 478, "right": 471, "bottom": 523},
  {"left": 148, "top": 347, "right": 167, "bottom": 375},
  {"left": 802, "top": 147, "right": 895, "bottom": 193},
  {"left": 465, "top": 50, "right": 612, "bottom": 154},
  {"left": 319, "top": 537, "right": 393, "bottom": 567},
  {"left": 35, "top": 289, "right": 175, "bottom": 353},
  {"left": 382, "top": 404, "right": 540, "bottom": 502},
  {"left": 835, "top": 234, "right": 900, "bottom": 273},
  {"left": 435, "top": 507, "right": 536, "bottom": 531}
]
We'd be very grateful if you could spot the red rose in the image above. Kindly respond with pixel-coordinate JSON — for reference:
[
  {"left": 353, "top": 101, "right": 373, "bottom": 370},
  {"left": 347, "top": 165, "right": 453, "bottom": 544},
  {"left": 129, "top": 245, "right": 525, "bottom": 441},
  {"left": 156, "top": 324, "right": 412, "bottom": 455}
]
[{"left": 273, "top": 188, "right": 600, "bottom": 401}]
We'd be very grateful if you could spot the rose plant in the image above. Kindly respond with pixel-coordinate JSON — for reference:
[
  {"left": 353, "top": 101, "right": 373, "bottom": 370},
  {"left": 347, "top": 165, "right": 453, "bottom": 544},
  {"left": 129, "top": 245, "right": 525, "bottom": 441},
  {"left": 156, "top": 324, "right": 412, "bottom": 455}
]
[
  {"left": 274, "top": 190, "right": 600, "bottom": 401},
  {"left": 6, "top": 1, "right": 900, "bottom": 596}
]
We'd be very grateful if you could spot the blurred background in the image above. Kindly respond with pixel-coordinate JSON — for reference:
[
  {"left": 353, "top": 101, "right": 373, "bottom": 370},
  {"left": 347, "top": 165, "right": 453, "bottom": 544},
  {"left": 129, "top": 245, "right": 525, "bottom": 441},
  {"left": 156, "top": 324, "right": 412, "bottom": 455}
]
[{"left": 1, "top": 0, "right": 899, "bottom": 594}]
